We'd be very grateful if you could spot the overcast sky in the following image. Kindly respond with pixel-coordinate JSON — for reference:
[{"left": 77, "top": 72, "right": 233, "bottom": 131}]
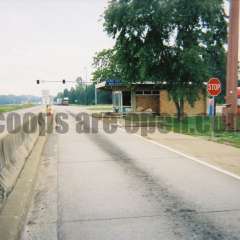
[
  {"left": 0, "top": 1, "right": 237, "bottom": 97},
  {"left": 0, "top": 0, "right": 113, "bottom": 96}
]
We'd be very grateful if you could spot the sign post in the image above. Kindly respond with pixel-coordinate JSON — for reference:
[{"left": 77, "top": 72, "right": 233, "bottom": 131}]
[
  {"left": 41, "top": 90, "right": 51, "bottom": 105},
  {"left": 207, "top": 78, "right": 222, "bottom": 138}
]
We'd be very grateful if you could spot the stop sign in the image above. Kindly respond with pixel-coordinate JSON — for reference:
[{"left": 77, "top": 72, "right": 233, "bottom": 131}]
[{"left": 207, "top": 78, "right": 221, "bottom": 97}]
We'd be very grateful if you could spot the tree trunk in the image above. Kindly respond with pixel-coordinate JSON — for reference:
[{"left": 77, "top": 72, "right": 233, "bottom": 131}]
[
  {"left": 174, "top": 98, "right": 184, "bottom": 121},
  {"left": 175, "top": 100, "right": 181, "bottom": 121},
  {"left": 180, "top": 97, "right": 184, "bottom": 120}
]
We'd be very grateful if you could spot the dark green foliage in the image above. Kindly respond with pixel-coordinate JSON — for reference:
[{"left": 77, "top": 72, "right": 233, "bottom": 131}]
[
  {"left": 92, "top": 49, "right": 121, "bottom": 82},
  {"left": 104, "top": 0, "right": 173, "bottom": 84},
  {"left": 167, "top": 0, "right": 227, "bottom": 109}
]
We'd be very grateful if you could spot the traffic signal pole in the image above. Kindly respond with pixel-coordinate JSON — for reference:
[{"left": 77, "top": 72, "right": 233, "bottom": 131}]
[{"left": 225, "top": 0, "right": 240, "bottom": 129}]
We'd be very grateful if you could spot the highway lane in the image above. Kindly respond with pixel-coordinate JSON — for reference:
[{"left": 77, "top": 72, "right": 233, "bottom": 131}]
[{"left": 22, "top": 106, "right": 240, "bottom": 240}]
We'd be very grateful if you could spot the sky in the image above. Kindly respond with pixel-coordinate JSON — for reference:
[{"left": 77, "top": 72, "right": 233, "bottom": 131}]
[
  {"left": 0, "top": 0, "right": 113, "bottom": 96},
  {"left": 0, "top": 1, "right": 238, "bottom": 97}
]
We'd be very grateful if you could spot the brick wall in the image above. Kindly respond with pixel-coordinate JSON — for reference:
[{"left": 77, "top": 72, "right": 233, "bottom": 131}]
[
  {"left": 159, "top": 90, "right": 207, "bottom": 116},
  {"left": 135, "top": 95, "right": 160, "bottom": 113}
]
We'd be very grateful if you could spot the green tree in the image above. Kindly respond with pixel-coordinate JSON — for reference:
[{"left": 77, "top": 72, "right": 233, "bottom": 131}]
[
  {"left": 167, "top": 0, "right": 227, "bottom": 119},
  {"left": 103, "top": 0, "right": 227, "bottom": 120},
  {"left": 92, "top": 48, "right": 120, "bottom": 83},
  {"left": 104, "top": 0, "right": 172, "bottom": 84},
  {"left": 56, "top": 81, "right": 112, "bottom": 105},
  {"left": 63, "top": 89, "right": 70, "bottom": 99}
]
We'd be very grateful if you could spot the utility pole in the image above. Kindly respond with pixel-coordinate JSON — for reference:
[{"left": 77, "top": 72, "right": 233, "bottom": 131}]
[
  {"left": 225, "top": 0, "right": 240, "bottom": 129},
  {"left": 95, "top": 86, "right": 98, "bottom": 105}
]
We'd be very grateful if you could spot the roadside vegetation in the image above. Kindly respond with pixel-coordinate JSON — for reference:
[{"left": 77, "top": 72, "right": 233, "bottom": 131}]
[
  {"left": 86, "top": 104, "right": 113, "bottom": 111},
  {"left": 0, "top": 104, "right": 34, "bottom": 113},
  {"left": 123, "top": 114, "right": 240, "bottom": 148}
]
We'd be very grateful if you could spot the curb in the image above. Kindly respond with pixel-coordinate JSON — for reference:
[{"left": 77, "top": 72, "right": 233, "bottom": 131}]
[{"left": 0, "top": 135, "right": 47, "bottom": 240}]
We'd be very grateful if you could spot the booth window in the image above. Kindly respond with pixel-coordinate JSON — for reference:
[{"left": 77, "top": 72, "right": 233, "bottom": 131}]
[
  {"left": 122, "top": 91, "right": 131, "bottom": 106},
  {"left": 152, "top": 90, "right": 160, "bottom": 95}
]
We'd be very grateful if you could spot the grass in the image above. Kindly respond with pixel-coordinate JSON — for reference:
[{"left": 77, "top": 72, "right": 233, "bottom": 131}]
[
  {"left": 86, "top": 104, "right": 113, "bottom": 111},
  {"left": 0, "top": 104, "right": 34, "bottom": 113},
  {"left": 122, "top": 114, "right": 240, "bottom": 148}
]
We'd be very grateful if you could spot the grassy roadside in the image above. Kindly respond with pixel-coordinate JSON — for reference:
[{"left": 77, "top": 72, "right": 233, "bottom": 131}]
[
  {"left": 86, "top": 104, "right": 113, "bottom": 111},
  {"left": 0, "top": 104, "right": 34, "bottom": 113},
  {"left": 123, "top": 114, "right": 240, "bottom": 148}
]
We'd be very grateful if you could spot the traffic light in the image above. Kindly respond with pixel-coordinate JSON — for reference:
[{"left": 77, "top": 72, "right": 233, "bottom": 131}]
[
  {"left": 62, "top": 79, "right": 66, "bottom": 84},
  {"left": 36, "top": 80, "right": 40, "bottom": 84}
]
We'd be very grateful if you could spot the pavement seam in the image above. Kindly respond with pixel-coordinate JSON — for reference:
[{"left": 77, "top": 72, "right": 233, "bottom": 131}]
[
  {"left": 58, "top": 214, "right": 171, "bottom": 223},
  {"left": 58, "top": 160, "right": 116, "bottom": 164},
  {"left": 56, "top": 208, "right": 240, "bottom": 224},
  {"left": 16, "top": 208, "right": 240, "bottom": 234}
]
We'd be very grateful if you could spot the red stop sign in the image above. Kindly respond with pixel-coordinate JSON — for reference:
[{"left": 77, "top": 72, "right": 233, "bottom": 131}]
[{"left": 207, "top": 78, "right": 221, "bottom": 97}]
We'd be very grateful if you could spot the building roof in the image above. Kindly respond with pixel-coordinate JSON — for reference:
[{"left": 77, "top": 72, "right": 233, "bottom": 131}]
[{"left": 96, "top": 80, "right": 166, "bottom": 91}]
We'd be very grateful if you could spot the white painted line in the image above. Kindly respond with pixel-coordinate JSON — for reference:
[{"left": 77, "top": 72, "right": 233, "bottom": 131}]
[{"left": 118, "top": 127, "right": 240, "bottom": 181}]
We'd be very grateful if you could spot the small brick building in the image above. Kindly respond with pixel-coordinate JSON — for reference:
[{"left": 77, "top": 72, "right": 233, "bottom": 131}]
[{"left": 96, "top": 80, "right": 207, "bottom": 116}]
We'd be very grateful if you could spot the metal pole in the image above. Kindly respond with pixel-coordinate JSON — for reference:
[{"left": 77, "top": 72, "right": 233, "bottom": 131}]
[
  {"left": 226, "top": 0, "right": 240, "bottom": 129},
  {"left": 95, "top": 86, "right": 98, "bottom": 105},
  {"left": 211, "top": 96, "right": 215, "bottom": 139}
]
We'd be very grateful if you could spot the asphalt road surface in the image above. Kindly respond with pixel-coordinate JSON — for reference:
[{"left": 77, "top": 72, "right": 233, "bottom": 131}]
[{"left": 22, "top": 106, "right": 240, "bottom": 240}]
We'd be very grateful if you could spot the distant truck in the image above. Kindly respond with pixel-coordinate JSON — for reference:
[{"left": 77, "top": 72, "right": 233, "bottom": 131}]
[
  {"left": 56, "top": 98, "right": 62, "bottom": 105},
  {"left": 62, "top": 97, "right": 69, "bottom": 106}
]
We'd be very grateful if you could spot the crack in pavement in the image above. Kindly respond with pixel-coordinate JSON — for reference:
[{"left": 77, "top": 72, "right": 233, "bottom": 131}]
[
  {"left": 26, "top": 208, "right": 240, "bottom": 226},
  {"left": 60, "top": 207, "right": 240, "bottom": 224}
]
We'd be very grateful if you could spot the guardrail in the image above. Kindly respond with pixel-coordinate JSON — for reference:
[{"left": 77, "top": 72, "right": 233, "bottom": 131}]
[{"left": 0, "top": 107, "right": 50, "bottom": 207}]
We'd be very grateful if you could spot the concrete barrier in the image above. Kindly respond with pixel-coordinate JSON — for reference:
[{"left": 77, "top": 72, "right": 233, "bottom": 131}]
[{"left": 0, "top": 108, "right": 46, "bottom": 207}]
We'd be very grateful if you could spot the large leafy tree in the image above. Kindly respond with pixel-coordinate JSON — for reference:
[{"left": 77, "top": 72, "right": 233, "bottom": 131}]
[
  {"left": 104, "top": 0, "right": 172, "bottom": 84},
  {"left": 103, "top": 0, "right": 227, "bottom": 120},
  {"left": 92, "top": 48, "right": 120, "bottom": 83},
  {"left": 166, "top": 0, "right": 227, "bottom": 119}
]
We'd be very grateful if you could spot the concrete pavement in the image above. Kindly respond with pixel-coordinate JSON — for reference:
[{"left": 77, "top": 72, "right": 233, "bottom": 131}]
[
  {"left": 22, "top": 106, "right": 240, "bottom": 240},
  {"left": 139, "top": 130, "right": 240, "bottom": 177}
]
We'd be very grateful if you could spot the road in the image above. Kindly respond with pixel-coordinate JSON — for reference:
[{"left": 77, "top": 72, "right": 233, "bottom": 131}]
[{"left": 22, "top": 106, "right": 240, "bottom": 240}]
